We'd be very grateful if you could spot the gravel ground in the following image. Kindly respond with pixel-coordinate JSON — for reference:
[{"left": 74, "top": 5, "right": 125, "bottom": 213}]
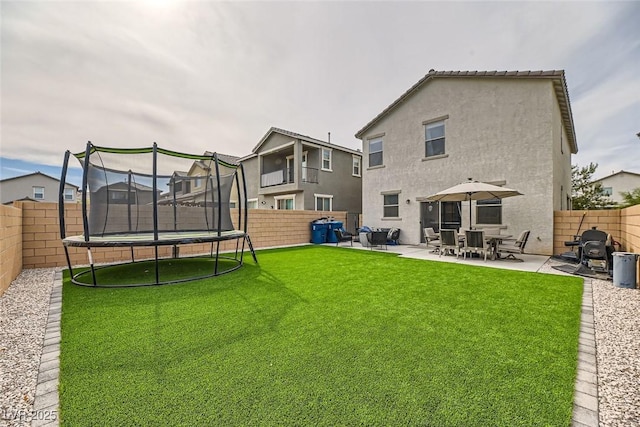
[
  {"left": 1, "top": 268, "right": 56, "bottom": 427},
  {"left": 1, "top": 263, "right": 638, "bottom": 426},
  {"left": 591, "top": 277, "right": 640, "bottom": 427}
]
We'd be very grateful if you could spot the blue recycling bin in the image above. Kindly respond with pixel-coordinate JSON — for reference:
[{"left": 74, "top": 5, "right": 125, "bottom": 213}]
[
  {"left": 311, "top": 222, "right": 328, "bottom": 244},
  {"left": 326, "top": 221, "right": 343, "bottom": 244}
]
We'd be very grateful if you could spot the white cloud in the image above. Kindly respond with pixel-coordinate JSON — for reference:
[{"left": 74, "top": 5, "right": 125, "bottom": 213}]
[{"left": 1, "top": 0, "right": 638, "bottom": 176}]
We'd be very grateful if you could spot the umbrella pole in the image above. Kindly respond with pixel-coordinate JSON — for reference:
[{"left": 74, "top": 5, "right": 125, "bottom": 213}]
[{"left": 468, "top": 193, "right": 472, "bottom": 229}]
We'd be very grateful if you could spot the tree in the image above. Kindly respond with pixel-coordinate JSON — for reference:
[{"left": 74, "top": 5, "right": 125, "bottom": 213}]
[
  {"left": 620, "top": 187, "right": 640, "bottom": 208},
  {"left": 571, "top": 163, "right": 613, "bottom": 209}
]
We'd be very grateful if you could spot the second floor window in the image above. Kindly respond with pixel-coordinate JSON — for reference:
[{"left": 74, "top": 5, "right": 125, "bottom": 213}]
[
  {"left": 322, "top": 148, "right": 332, "bottom": 171},
  {"left": 33, "top": 186, "right": 45, "bottom": 200},
  {"left": 369, "top": 137, "right": 383, "bottom": 167},
  {"left": 352, "top": 156, "right": 361, "bottom": 177},
  {"left": 425, "top": 120, "right": 445, "bottom": 157},
  {"left": 602, "top": 187, "right": 613, "bottom": 196}
]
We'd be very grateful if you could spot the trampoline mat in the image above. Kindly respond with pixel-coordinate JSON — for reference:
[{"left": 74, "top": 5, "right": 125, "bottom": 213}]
[
  {"left": 63, "top": 230, "right": 245, "bottom": 247},
  {"left": 552, "top": 263, "right": 612, "bottom": 281}
]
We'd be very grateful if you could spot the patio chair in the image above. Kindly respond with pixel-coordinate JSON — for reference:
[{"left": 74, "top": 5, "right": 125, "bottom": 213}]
[
  {"left": 368, "top": 230, "right": 388, "bottom": 250},
  {"left": 334, "top": 228, "right": 354, "bottom": 247},
  {"left": 387, "top": 228, "right": 401, "bottom": 245},
  {"left": 463, "top": 230, "right": 490, "bottom": 261},
  {"left": 423, "top": 227, "right": 440, "bottom": 253},
  {"left": 439, "top": 229, "right": 461, "bottom": 258},
  {"left": 496, "top": 230, "right": 530, "bottom": 261}
]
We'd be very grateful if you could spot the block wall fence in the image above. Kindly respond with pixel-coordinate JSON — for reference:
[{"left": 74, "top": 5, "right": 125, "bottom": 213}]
[
  {"left": 0, "top": 205, "right": 23, "bottom": 295},
  {"left": 2, "top": 201, "right": 640, "bottom": 295},
  {"left": 0, "top": 202, "right": 345, "bottom": 294}
]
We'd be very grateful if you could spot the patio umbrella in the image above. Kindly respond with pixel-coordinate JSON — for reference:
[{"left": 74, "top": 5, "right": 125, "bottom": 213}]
[{"left": 425, "top": 179, "right": 523, "bottom": 229}]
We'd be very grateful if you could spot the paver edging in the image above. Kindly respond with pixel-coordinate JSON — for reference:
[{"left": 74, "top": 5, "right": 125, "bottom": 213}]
[{"left": 32, "top": 270, "right": 62, "bottom": 427}]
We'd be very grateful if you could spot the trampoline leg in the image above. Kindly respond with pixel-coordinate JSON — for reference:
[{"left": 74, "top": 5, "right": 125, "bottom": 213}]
[
  {"left": 87, "top": 248, "right": 97, "bottom": 286},
  {"left": 246, "top": 234, "right": 258, "bottom": 264},
  {"left": 214, "top": 240, "right": 221, "bottom": 275}
]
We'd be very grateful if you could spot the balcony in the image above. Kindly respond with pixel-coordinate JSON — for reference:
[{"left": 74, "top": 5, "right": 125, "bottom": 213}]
[{"left": 260, "top": 167, "right": 318, "bottom": 188}]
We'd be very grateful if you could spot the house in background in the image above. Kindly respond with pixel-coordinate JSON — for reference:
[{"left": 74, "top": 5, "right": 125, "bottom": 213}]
[
  {"left": 593, "top": 170, "right": 640, "bottom": 205},
  {"left": 240, "top": 127, "right": 362, "bottom": 228},
  {"left": 0, "top": 171, "right": 79, "bottom": 204},
  {"left": 159, "top": 152, "right": 241, "bottom": 206},
  {"left": 355, "top": 69, "right": 577, "bottom": 255}
]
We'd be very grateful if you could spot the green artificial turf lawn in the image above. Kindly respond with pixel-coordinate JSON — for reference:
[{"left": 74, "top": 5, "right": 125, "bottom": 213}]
[{"left": 59, "top": 246, "right": 583, "bottom": 426}]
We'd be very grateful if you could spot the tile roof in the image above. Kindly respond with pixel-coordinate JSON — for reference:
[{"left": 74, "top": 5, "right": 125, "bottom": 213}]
[{"left": 354, "top": 69, "right": 577, "bottom": 153}]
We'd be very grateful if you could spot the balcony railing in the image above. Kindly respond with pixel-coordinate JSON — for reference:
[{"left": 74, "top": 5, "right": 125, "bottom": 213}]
[
  {"left": 302, "top": 167, "right": 318, "bottom": 184},
  {"left": 260, "top": 167, "right": 318, "bottom": 187}
]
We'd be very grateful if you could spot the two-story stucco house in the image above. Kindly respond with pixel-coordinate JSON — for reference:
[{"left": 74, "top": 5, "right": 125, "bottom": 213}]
[
  {"left": 240, "top": 127, "right": 362, "bottom": 219},
  {"left": 355, "top": 70, "right": 577, "bottom": 255},
  {"left": 0, "top": 171, "right": 79, "bottom": 204},
  {"left": 593, "top": 170, "right": 640, "bottom": 205}
]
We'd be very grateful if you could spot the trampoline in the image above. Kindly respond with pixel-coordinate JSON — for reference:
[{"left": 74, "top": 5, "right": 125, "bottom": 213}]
[{"left": 59, "top": 142, "right": 257, "bottom": 287}]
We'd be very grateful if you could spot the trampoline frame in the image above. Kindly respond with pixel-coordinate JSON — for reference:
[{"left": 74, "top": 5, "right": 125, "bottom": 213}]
[{"left": 59, "top": 142, "right": 258, "bottom": 287}]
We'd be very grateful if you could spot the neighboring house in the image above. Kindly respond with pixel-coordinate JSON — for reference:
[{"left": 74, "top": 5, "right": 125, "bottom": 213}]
[
  {"left": 240, "top": 127, "right": 362, "bottom": 219},
  {"left": 0, "top": 171, "right": 79, "bottom": 204},
  {"left": 593, "top": 170, "right": 640, "bottom": 205},
  {"left": 355, "top": 69, "right": 577, "bottom": 255},
  {"left": 159, "top": 152, "right": 241, "bottom": 206},
  {"left": 92, "top": 181, "right": 158, "bottom": 206}
]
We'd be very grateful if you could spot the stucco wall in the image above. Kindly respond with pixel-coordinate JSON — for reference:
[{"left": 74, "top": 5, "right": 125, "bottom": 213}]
[
  {"left": 0, "top": 204, "right": 23, "bottom": 295},
  {"left": 359, "top": 78, "right": 570, "bottom": 255},
  {"left": 303, "top": 149, "right": 362, "bottom": 214}
]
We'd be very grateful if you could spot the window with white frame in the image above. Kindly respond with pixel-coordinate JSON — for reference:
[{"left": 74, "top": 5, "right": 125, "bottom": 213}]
[
  {"left": 352, "top": 156, "right": 361, "bottom": 177},
  {"left": 194, "top": 176, "right": 202, "bottom": 188},
  {"left": 369, "top": 137, "right": 383, "bottom": 167},
  {"left": 425, "top": 120, "right": 445, "bottom": 157},
  {"left": 601, "top": 187, "right": 613, "bottom": 196},
  {"left": 314, "top": 194, "right": 333, "bottom": 211},
  {"left": 33, "top": 186, "right": 45, "bottom": 200},
  {"left": 321, "top": 148, "right": 332, "bottom": 171},
  {"left": 247, "top": 198, "right": 258, "bottom": 209},
  {"left": 383, "top": 193, "right": 399, "bottom": 218},
  {"left": 64, "top": 188, "right": 75, "bottom": 201},
  {"left": 476, "top": 198, "right": 502, "bottom": 224},
  {"left": 274, "top": 194, "right": 295, "bottom": 210}
]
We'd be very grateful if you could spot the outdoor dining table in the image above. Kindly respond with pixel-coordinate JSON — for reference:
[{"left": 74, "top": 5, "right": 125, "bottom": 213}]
[{"left": 456, "top": 232, "right": 513, "bottom": 261}]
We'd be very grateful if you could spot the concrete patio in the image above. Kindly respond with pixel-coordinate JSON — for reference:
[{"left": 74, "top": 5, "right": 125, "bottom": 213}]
[{"left": 330, "top": 241, "right": 552, "bottom": 273}]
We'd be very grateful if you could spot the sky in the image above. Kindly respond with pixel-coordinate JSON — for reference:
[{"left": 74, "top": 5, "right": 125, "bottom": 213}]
[{"left": 1, "top": 0, "right": 639, "bottom": 185}]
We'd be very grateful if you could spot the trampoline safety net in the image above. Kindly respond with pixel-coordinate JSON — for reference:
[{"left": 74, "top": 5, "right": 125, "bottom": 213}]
[{"left": 58, "top": 142, "right": 257, "bottom": 287}]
